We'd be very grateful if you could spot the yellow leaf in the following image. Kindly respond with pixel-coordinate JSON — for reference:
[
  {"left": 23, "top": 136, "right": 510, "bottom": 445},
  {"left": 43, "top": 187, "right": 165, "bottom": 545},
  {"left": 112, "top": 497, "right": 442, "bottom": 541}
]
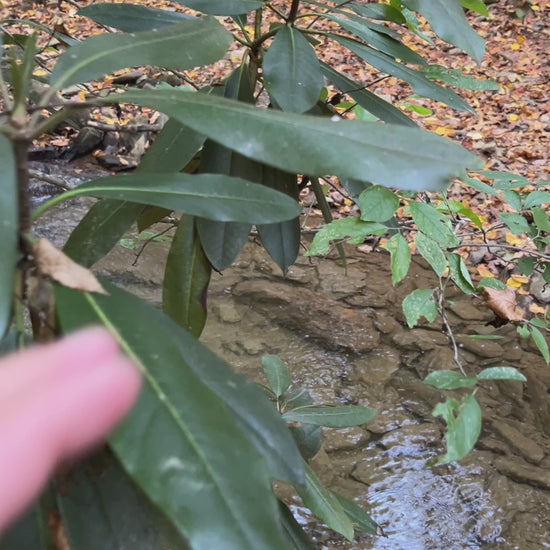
[
  {"left": 434, "top": 127, "right": 455, "bottom": 137},
  {"left": 505, "top": 232, "right": 526, "bottom": 246},
  {"left": 77, "top": 90, "right": 87, "bottom": 102},
  {"left": 506, "top": 274, "right": 529, "bottom": 288},
  {"left": 508, "top": 113, "right": 519, "bottom": 122},
  {"left": 510, "top": 43, "right": 520, "bottom": 50},
  {"left": 516, "top": 35, "right": 525, "bottom": 43},
  {"left": 485, "top": 230, "right": 499, "bottom": 239},
  {"left": 530, "top": 303, "right": 547, "bottom": 315},
  {"left": 477, "top": 265, "right": 494, "bottom": 278}
]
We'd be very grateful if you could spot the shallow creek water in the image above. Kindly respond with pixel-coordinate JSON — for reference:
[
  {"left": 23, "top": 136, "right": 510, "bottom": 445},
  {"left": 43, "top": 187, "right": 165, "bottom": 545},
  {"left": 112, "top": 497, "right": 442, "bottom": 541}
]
[{"left": 35, "top": 170, "right": 550, "bottom": 550}]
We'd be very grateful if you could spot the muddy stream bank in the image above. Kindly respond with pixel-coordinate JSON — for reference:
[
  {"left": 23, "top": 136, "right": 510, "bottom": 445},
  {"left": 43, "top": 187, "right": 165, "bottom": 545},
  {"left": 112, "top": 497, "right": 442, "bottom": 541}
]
[{"left": 35, "top": 172, "right": 550, "bottom": 550}]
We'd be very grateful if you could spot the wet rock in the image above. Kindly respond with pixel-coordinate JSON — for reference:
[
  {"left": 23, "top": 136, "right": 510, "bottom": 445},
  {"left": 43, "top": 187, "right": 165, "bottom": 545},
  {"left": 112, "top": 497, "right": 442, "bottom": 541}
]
[
  {"left": 494, "top": 456, "right": 550, "bottom": 490},
  {"left": 373, "top": 312, "right": 403, "bottom": 334},
  {"left": 450, "top": 300, "right": 493, "bottom": 321},
  {"left": 323, "top": 427, "right": 371, "bottom": 453},
  {"left": 393, "top": 328, "right": 449, "bottom": 351},
  {"left": 524, "top": 368, "right": 550, "bottom": 436},
  {"left": 457, "top": 335, "right": 505, "bottom": 359},
  {"left": 491, "top": 419, "right": 544, "bottom": 464},
  {"left": 379, "top": 423, "right": 442, "bottom": 450},
  {"left": 345, "top": 291, "right": 388, "bottom": 308},
  {"left": 353, "top": 349, "right": 401, "bottom": 387},
  {"left": 365, "top": 408, "right": 410, "bottom": 434},
  {"left": 317, "top": 261, "right": 366, "bottom": 296},
  {"left": 211, "top": 301, "right": 242, "bottom": 324},
  {"left": 232, "top": 280, "right": 380, "bottom": 352},
  {"left": 418, "top": 347, "right": 457, "bottom": 378},
  {"left": 477, "top": 436, "right": 509, "bottom": 455},
  {"left": 530, "top": 272, "right": 550, "bottom": 303},
  {"left": 391, "top": 369, "right": 444, "bottom": 410},
  {"left": 284, "top": 265, "right": 316, "bottom": 285}
]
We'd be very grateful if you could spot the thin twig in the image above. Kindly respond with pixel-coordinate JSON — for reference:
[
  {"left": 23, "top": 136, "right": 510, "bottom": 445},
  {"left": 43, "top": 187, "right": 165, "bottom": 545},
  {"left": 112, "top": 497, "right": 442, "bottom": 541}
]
[
  {"left": 28, "top": 169, "right": 71, "bottom": 191},
  {"left": 86, "top": 120, "right": 162, "bottom": 132}
]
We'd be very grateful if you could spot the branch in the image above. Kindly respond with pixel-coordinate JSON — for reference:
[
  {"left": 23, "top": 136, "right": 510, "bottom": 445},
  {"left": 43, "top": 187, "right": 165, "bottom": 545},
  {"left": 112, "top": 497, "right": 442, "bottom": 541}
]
[
  {"left": 86, "top": 120, "right": 162, "bottom": 133},
  {"left": 29, "top": 169, "right": 71, "bottom": 191}
]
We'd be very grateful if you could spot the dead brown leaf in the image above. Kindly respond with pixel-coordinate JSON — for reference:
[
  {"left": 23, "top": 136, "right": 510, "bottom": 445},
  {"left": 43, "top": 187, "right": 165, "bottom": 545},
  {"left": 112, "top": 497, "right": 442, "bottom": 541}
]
[
  {"left": 481, "top": 287, "right": 525, "bottom": 322},
  {"left": 34, "top": 238, "right": 107, "bottom": 295}
]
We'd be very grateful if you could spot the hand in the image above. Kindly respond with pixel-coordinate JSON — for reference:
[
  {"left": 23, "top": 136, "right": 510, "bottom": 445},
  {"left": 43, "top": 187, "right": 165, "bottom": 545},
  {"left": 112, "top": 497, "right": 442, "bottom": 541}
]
[{"left": 0, "top": 328, "right": 141, "bottom": 532}]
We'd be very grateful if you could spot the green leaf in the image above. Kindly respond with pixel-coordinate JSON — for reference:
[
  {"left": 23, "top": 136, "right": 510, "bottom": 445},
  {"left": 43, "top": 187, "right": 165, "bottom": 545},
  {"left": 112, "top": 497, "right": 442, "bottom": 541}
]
[
  {"left": 278, "top": 502, "right": 316, "bottom": 550},
  {"left": 61, "top": 282, "right": 302, "bottom": 480},
  {"left": 297, "top": 463, "right": 354, "bottom": 540},
  {"left": 476, "top": 367, "right": 526, "bottom": 382},
  {"left": 350, "top": 2, "right": 406, "bottom": 24},
  {"left": 0, "top": 492, "right": 57, "bottom": 550},
  {"left": 263, "top": 26, "right": 323, "bottom": 113},
  {"left": 448, "top": 253, "right": 475, "bottom": 295},
  {"left": 458, "top": 333, "right": 503, "bottom": 340},
  {"left": 163, "top": 215, "right": 211, "bottom": 338},
  {"left": 530, "top": 325, "right": 550, "bottom": 364},
  {"left": 321, "top": 63, "right": 417, "bottom": 127},
  {"left": 196, "top": 66, "right": 258, "bottom": 271},
  {"left": 64, "top": 201, "right": 143, "bottom": 267},
  {"left": 56, "top": 451, "right": 191, "bottom": 550},
  {"left": 262, "top": 355, "right": 292, "bottom": 398},
  {"left": 139, "top": 118, "right": 207, "bottom": 174},
  {"left": 482, "top": 170, "right": 530, "bottom": 190},
  {"left": 0, "top": 135, "right": 17, "bottom": 338},
  {"left": 476, "top": 277, "right": 507, "bottom": 290},
  {"left": 461, "top": 175, "right": 498, "bottom": 196},
  {"left": 503, "top": 189, "right": 522, "bottom": 212},
  {"left": 50, "top": 18, "right": 232, "bottom": 90},
  {"left": 64, "top": 118, "right": 205, "bottom": 266},
  {"left": 334, "top": 495, "right": 380, "bottom": 536},
  {"left": 110, "top": 89, "right": 482, "bottom": 192},
  {"left": 332, "top": 36, "right": 475, "bottom": 113},
  {"left": 401, "top": 0, "right": 485, "bottom": 64},
  {"left": 358, "top": 185, "right": 399, "bottom": 223},
  {"left": 172, "top": 0, "right": 264, "bottom": 15},
  {"left": 424, "top": 370, "right": 477, "bottom": 390},
  {"left": 55, "top": 283, "right": 303, "bottom": 549},
  {"left": 78, "top": 3, "right": 194, "bottom": 32},
  {"left": 517, "top": 324, "right": 530, "bottom": 339},
  {"left": 414, "top": 232, "right": 447, "bottom": 278},
  {"left": 37, "top": 173, "right": 300, "bottom": 224},
  {"left": 402, "top": 288, "right": 438, "bottom": 328},
  {"left": 324, "top": 14, "right": 425, "bottom": 65},
  {"left": 433, "top": 394, "right": 482, "bottom": 464},
  {"left": 306, "top": 217, "right": 387, "bottom": 256},
  {"left": 289, "top": 425, "right": 322, "bottom": 461},
  {"left": 532, "top": 207, "right": 550, "bottom": 233},
  {"left": 282, "top": 405, "right": 376, "bottom": 428},
  {"left": 517, "top": 257, "right": 536, "bottom": 276},
  {"left": 499, "top": 212, "right": 531, "bottom": 235},
  {"left": 196, "top": 220, "right": 250, "bottom": 271},
  {"left": 257, "top": 169, "right": 300, "bottom": 273},
  {"left": 461, "top": 0, "right": 489, "bottom": 16},
  {"left": 408, "top": 201, "right": 458, "bottom": 247},
  {"left": 385, "top": 233, "right": 411, "bottom": 285},
  {"left": 421, "top": 65, "right": 497, "bottom": 90}
]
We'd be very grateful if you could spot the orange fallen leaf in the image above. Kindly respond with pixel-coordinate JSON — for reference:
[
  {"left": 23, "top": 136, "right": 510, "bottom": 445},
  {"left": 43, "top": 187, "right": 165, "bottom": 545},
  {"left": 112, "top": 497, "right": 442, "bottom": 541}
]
[
  {"left": 530, "top": 303, "right": 548, "bottom": 316},
  {"left": 477, "top": 264, "right": 495, "bottom": 278},
  {"left": 481, "top": 287, "right": 525, "bottom": 322},
  {"left": 34, "top": 239, "right": 107, "bottom": 295}
]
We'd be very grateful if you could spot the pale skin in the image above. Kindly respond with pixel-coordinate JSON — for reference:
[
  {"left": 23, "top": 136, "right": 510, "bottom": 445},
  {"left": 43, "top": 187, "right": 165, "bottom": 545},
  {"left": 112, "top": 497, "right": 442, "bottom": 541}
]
[{"left": 0, "top": 327, "right": 141, "bottom": 532}]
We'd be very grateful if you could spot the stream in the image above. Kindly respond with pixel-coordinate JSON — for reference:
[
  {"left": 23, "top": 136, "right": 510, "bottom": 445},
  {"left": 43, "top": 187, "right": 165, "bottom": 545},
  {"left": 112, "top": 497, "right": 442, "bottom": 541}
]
[{"left": 33, "top": 164, "right": 550, "bottom": 550}]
